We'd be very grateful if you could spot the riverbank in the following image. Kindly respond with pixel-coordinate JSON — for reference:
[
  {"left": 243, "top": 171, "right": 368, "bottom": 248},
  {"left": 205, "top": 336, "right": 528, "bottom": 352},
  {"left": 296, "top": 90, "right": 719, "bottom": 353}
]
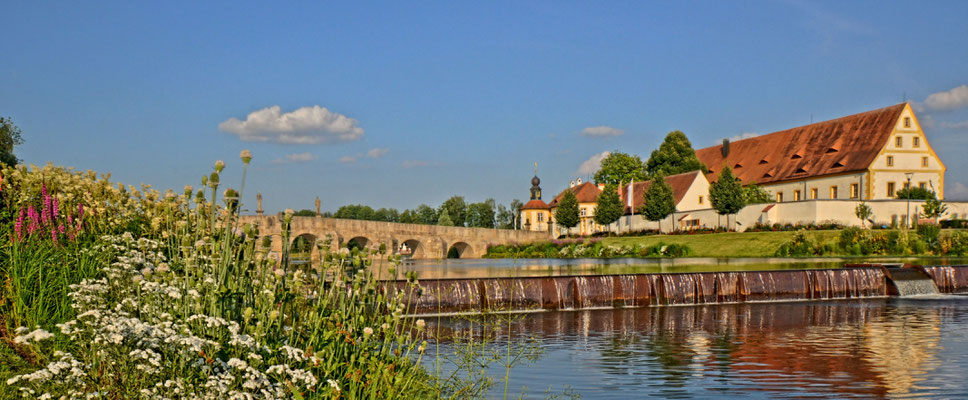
[{"left": 601, "top": 230, "right": 840, "bottom": 257}]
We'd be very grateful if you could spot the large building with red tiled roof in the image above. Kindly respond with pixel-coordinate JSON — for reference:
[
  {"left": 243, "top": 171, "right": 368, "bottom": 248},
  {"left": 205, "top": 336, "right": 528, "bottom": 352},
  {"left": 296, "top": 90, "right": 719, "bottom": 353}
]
[{"left": 695, "top": 103, "right": 946, "bottom": 206}]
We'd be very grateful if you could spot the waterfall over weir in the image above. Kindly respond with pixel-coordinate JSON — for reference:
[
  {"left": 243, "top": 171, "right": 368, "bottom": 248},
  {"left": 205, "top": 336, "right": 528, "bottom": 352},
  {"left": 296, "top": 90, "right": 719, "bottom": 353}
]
[
  {"left": 384, "top": 265, "right": 968, "bottom": 315},
  {"left": 385, "top": 267, "right": 916, "bottom": 315}
]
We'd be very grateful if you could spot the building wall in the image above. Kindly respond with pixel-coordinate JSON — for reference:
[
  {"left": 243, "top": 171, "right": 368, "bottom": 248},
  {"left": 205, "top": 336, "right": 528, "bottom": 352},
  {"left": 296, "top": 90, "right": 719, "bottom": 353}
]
[
  {"left": 675, "top": 172, "right": 712, "bottom": 211},
  {"left": 521, "top": 209, "right": 551, "bottom": 231},
  {"left": 868, "top": 105, "right": 945, "bottom": 199},
  {"left": 598, "top": 200, "right": 968, "bottom": 233},
  {"left": 759, "top": 172, "right": 867, "bottom": 203}
]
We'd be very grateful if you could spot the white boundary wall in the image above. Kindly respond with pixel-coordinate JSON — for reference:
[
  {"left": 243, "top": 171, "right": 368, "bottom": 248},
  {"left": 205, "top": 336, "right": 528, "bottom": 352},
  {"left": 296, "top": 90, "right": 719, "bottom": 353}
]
[{"left": 599, "top": 200, "right": 968, "bottom": 234}]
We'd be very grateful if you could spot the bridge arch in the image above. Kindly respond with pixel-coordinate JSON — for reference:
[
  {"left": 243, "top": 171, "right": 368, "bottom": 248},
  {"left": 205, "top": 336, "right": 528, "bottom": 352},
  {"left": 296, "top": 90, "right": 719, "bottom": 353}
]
[
  {"left": 290, "top": 233, "right": 318, "bottom": 266},
  {"left": 447, "top": 241, "right": 474, "bottom": 259},
  {"left": 346, "top": 236, "right": 371, "bottom": 251}
]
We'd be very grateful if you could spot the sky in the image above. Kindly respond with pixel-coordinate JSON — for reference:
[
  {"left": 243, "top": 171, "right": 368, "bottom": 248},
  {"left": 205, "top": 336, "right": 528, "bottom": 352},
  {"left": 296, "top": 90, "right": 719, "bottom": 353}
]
[{"left": 3, "top": 1, "right": 968, "bottom": 213}]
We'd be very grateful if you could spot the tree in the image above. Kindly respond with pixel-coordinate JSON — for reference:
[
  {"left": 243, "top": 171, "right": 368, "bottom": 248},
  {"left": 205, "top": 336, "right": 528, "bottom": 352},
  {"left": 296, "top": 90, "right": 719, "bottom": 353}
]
[
  {"left": 374, "top": 208, "right": 400, "bottom": 222},
  {"left": 855, "top": 201, "right": 873, "bottom": 229},
  {"left": 334, "top": 204, "right": 377, "bottom": 220},
  {"left": 640, "top": 176, "right": 675, "bottom": 232},
  {"left": 466, "top": 199, "right": 496, "bottom": 228},
  {"left": 708, "top": 166, "right": 746, "bottom": 229},
  {"left": 554, "top": 191, "right": 580, "bottom": 236},
  {"left": 743, "top": 183, "right": 772, "bottom": 204},
  {"left": 644, "top": 131, "right": 707, "bottom": 177},
  {"left": 293, "top": 209, "right": 316, "bottom": 217},
  {"left": 437, "top": 212, "right": 455, "bottom": 226},
  {"left": 415, "top": 204, "right": 438, "bottom": 225},
  {"left": 509, "top": 199, "right": 524, "bottom": 229},
  {"left": 399, "top": 209, "right": 417, "bottom": 224},
  {"left": 895, "top": 187, "right": 935, "bottom": 200},
  {"left": 495, "top": 204, "right": 513, "bottom": 229},
  {"left": 439, "top": 196, "right": 467, "bottom": 227},
  {"left": 0, "top": 116, "right": 24, "bottom": 166},
  {"left": 922, "top": 194, "right": 948, "bottom": 220},
  {"left": 593, "top": 151, "right": 648, "bottom": 185},
  {"left": 594, "top": 184, "right": 624, "bottom": 233}
]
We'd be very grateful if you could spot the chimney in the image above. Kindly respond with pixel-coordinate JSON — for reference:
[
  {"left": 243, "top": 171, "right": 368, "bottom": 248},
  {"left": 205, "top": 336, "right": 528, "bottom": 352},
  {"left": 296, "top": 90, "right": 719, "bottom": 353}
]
[
  {"left": 722, "top": 138, "right": 731, "bottom": 158},
  {"left": 576, "top": 177, "right": 582, "bottom": 185},
  {"left": 570, "top": 180, "right": 576, "bottom": 188},
  {"left": 597, "top": 183, "right": 605, "bottom": 190}
]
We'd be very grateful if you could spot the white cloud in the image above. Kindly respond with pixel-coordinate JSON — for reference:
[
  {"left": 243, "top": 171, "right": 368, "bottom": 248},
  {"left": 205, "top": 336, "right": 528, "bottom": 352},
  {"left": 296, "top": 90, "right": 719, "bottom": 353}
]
[
  {"left": 948, "top": 182, "right": 968, "bottom": 200},
  {"left": 721, "top": 132, "right": 759, "bottom": 143},
  {"left": 219, "top": 105, "right": 364, "bottom": 144},
  {"left": 272, "top": 152, "right": 318, "bottom": 164},
  {"left": 366, "top": 148, "right": 389, "bottom": 158},
  {"left": 577, "top": 151, "right": 611, "bottom": 175},
  {"left": 940, "top": 120, "right": 968, "bottom": 129},
  {"left": 338, "top": 156, "right": 358, "bottom": 163},
  {"left": 580, "top": 126, "right": 624, "bottom": 137},
  {"left": 923, "top": 85, "right": 968, "bottom": 112},
  {"left": 402, "top": 160, "right": 430, "bottom": 168}
]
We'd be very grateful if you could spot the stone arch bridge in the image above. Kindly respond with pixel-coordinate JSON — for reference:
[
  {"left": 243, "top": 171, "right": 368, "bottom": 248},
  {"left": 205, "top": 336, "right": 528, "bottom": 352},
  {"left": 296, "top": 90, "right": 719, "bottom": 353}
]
[{"left": 239, "top": 215, "right": 550, "bottom": 259}]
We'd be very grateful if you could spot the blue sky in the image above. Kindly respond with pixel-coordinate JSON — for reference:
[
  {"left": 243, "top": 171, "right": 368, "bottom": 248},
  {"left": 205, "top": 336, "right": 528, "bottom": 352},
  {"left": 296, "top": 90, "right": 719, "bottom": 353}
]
[{"left": 3, "top": 1, "right": 968, "bottom": 212}]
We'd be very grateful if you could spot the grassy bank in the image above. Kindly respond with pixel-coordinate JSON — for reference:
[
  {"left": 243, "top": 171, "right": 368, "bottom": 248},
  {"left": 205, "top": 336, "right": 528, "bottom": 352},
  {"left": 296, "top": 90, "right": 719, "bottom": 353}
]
[{"left": 600, "top": 230, "right": 842, "bottom": 258}]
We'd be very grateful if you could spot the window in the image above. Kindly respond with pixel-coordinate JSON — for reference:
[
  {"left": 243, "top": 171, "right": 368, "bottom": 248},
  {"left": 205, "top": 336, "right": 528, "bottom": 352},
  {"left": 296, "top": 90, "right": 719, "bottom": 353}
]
[
  {"left": 887, "top": 182, "right": 896, "bottom": 197},
  {"left": 887, "top": 156, "right": 894, "bottom": 167},
  {"left": 537, "top": 213, "right": 544, "bottom": 222},
  {"left": 903, "top": 181, "right": 910, "bottom": 190},
  {"left": 919, "top": 182, "right": 927, "bottom": 190},
  {"left": 776, "top": 192, "right": 783, "bottom": 203},
  {"left": 913, "top": 137, "right": 920, "bottom": 147},
  {"left": 896, "top": 137, "right": 903, "bottom": 147},
  {"left": 830, "top": 186, "right": 838, "bottom": 199},
  {"left": 580, "top": 208, "right": 587, "bottom": 217},
  {"left": 850, "top": 183, "right": 859, "bottom": 199},
  {"left": 904, "top": 117, "right": 911, "bottom": 128},
  {"left": 922, "top": 157, "right": 929, "bottom": 167},
  {"left": 698, "top": 195, "right": 704, "bottom": 205},
  {"left": 794, "top": 190, "right": 801, "bottom": 201},
  {"left": 810, "top": 188, "right": 818, "bottom": 199}
]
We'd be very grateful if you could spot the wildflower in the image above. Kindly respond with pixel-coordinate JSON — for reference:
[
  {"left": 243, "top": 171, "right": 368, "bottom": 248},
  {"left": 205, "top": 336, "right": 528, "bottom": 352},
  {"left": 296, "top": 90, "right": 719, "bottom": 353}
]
[
  {"left": 240, "top": 150, "right": 252, "bottom": 164},
  {"left": 184, "top": 185, "right": 193, "bottom": 196},
  {"left": 381, "top": 323, "right": 389, "bottom": 330},
  {"left": 141, "top": 267, "right": 153, "bottom": 277},
  {"left": 13, "top": 328, "right": 54, "bottom": 344},
  {"left": 415, "top": 319, "right": 426, "bottom": 330},
  {"left": 328, "top": 379, "right": 341, "bottom": 393},
  {"left": 214, "top": 160, "right": 225, "bottom": 173},
  {"left": 243, "top": 307, "right": 253, "bottom": 322},
  {"left": 273, "top": 268, "right": 284, "bottom": 277},
  {"left": 363, "top": 327, "right": 374, "bottom": 338},
  {"left": 156, "top": 263, "right": 170, "bottom": 273},
  {"left": 269, "top": 310, "right": 279, "bottom": 321},
  {"left": 418, "top": 341, "right": 427, "bottom": 353}
]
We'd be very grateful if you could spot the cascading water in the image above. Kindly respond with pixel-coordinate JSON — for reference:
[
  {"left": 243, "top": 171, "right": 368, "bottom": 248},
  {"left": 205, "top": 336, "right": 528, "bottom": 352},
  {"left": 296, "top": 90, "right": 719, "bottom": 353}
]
[
  {"left": 885, "top": 267, "right": 940, "bottom": 296},
  {"left": 381, "top": 266, "right": 968, "bottom": 315}
]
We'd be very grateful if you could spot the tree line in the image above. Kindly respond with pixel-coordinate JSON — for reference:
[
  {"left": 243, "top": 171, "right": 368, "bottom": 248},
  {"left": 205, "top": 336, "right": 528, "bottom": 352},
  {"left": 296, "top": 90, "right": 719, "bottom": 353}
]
[{"left": 305, "top": 196, "right": 524, "bottom": 229}]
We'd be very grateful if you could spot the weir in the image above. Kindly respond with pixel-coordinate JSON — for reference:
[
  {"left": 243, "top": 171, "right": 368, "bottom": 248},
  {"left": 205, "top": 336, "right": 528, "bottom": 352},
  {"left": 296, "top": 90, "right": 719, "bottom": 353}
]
[{"left": 386, "top": 265, "right": 968, "bottom": 315}]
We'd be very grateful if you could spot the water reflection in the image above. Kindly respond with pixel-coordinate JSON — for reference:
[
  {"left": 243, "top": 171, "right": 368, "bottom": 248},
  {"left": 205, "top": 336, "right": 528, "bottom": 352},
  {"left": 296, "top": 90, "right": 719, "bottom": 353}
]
[
  {"left": 427, "top": 297, "right": 968, "bottom": 398},
  {"left": 383, "top": 257, "right": 968, "bottom": 280}
]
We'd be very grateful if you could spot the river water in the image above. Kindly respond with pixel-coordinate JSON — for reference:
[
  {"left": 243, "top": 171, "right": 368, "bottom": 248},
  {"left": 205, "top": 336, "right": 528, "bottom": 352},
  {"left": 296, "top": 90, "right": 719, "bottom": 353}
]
[{"left": 425, "top": 296, "right": 968, "bottom": 399}]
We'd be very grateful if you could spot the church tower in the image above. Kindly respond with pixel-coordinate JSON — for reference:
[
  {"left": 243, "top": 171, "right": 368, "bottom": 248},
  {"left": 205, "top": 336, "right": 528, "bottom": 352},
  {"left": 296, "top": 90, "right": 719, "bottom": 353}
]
[{"left": 521, "top": 162, "right": 551, "bottom": 232}]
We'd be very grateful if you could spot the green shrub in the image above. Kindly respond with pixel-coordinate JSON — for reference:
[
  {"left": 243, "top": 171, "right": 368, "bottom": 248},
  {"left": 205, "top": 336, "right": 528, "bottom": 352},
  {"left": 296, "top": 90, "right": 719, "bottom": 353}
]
[{"left": 837, "top": 227, "right": 863, "bottom": 251}]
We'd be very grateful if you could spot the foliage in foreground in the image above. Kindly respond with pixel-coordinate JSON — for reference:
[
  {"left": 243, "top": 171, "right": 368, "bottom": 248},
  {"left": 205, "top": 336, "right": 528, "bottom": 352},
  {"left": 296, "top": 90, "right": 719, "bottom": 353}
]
[{"left": 2, "top": 156, "right": 543, "bottom": 399}]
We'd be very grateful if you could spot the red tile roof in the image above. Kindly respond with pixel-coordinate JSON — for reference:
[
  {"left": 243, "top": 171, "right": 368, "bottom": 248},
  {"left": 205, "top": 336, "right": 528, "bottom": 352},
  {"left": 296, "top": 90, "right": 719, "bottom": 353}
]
[
  {"left": 695, "top": 103, "right": 907, "bottom": 185},
  {"left": 620, "top": 170, "right": 701, "bottom": 214},
  {"left": 521, "top": 199, "right": 550, "bottom": 210},
  {"left": 548, "top": 182, "right": 603, "bottom": 207}
]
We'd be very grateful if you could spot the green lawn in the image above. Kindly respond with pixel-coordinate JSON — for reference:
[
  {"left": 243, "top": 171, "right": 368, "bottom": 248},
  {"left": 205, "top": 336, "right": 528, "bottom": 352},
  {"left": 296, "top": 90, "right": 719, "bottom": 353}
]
[{"left": 601, "top": 230, "right": 843, "bottom": 258}]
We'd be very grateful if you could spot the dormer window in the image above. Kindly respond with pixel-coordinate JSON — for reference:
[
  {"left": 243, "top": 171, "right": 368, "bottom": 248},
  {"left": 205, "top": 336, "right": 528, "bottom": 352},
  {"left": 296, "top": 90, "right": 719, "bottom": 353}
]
[
  {"left": 734, "top": 163, "right": 742, "bottom": 169},
  {"left": 832, "top": 161, "right": 845, "bottom": 168},
  {"left": 759, "top": 159, "right": 769, "bottom": 165},
  {"left": 825, "top": 147, "right": 839, "bottom": 154},
  {"left": 791, "top": 153, "right": 803, "bottom": 160},
  {"left": 795, "top": 167, "right": 808, "bottom": 174}
]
